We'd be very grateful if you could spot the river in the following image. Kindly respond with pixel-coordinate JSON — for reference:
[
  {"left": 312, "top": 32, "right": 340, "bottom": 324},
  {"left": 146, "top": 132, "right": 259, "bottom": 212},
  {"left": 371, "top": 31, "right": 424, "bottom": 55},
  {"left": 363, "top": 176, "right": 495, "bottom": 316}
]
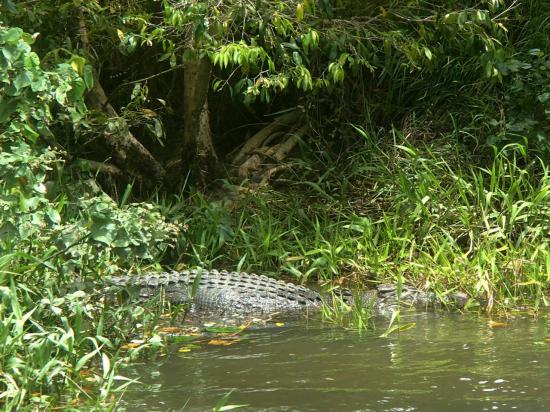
[{"left": 119, "top": 311, "right": 549, "bottom": 411}]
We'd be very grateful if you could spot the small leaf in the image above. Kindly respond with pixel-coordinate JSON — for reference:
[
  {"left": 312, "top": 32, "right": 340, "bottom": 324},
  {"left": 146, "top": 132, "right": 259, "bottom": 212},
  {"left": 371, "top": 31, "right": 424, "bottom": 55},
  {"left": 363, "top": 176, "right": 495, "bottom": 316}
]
[
  {"left": 83, "top": 65, "right": 94, "bottom": 90},
  {"left": 101, "top": 353, "right": 111, "bottom": 379},
  {"left": 70, "top": 55, "right": 86, "bottom": 75},
  {"left": 296, "top": 4, "right": 304, "bottom": 21},
  {"left": 488, "top": 320, "right": 507, "bottom": 328},
  {"left": 121, "top": 342, "right": 142, "bottom": 350},
  {"left": 218, "top": 406, "right": 249, "bottom": 411},
  {"left": 208, "top": 339, "right": 238, "bottom": 346},
  {"left": 1, "top": 27, "right": 22, "bottom": 44},
  {"left": 423, "top": 47, "right": 433, "bottom": 61},
  {"left": 292, "top": 51, "right": 303, "bottom": 65},
  {"left": 46, "top": 208, "right": 61, "bottom": 224}
]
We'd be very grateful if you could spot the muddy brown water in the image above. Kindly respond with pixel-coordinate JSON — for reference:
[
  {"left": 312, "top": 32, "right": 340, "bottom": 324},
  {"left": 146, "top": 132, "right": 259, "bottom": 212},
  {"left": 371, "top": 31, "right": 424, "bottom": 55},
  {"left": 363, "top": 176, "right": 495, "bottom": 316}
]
[{"left": 119, "top": 311, "right": 549, "bottom": 411}]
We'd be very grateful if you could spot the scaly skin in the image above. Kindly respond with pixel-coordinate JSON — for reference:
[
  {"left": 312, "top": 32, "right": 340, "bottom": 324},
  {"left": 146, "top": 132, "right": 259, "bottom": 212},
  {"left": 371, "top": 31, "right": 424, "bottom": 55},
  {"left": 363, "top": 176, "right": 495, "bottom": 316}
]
[
  {"left": 108, "top": 269, "right": 324, "bottom": 315},
  {"left": 107, "top": 269, "right": 462, "bottom": 316}
]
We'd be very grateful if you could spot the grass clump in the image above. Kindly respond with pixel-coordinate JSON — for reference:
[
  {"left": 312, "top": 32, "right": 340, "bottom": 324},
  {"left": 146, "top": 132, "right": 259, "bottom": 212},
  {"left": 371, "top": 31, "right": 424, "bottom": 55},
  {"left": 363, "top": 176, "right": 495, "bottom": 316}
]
[{"left": 172, "top": 131, "right": 549, "bottom": 312}]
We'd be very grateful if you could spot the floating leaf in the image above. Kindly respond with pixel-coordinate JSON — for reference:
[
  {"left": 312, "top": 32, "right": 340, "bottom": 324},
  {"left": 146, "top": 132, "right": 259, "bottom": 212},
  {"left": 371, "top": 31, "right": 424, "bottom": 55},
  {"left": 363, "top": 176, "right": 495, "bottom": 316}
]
[
  {"left": 275, "top": 322, "right": 285, "bottom": 327},
  {"left": 178, "top": 344, "right": 200, "bottom": 353},
  {"left": 488, "top": 320, "right": 507, "bottom": 328},
  {"left": 217, "top": 406, "right": 249, "bottom": 411},
  {"left": 208, "top": 339, "right": 239, "bottom": 346}
]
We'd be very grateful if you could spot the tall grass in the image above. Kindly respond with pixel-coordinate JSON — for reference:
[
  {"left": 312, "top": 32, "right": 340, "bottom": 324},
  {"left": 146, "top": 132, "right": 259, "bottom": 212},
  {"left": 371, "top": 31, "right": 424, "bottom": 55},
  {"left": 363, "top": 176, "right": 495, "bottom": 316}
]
[
  {"left": 0, "top": 255, "right": 168, "bottom": 409},
  {"left": 166, "top": 132, "right": 549, "bottom": 311}
]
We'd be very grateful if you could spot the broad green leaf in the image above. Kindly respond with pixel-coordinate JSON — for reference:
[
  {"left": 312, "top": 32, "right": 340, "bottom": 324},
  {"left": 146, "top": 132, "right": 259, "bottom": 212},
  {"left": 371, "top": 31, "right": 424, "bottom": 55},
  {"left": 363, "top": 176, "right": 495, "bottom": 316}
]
[
  {"left": 69, "top": 55, "right": 86, "bottom": 75},
  {"left": 46, "top": 208, "right": 61, "bottom": 225},
  {"left": 0, "top": 97, "right": 20, "bottom": 123},
  {"left": 13, "top": 71, "right": 32, "bottom": 91},
  {"left": 67, "top": 78, "right": 85, "bottom": 101},
  {"left": 83, "top": 65, "right": 94, "bottom": 90},
  {"left": 1, "top": 27, "right": 22, "bottom": 44}
]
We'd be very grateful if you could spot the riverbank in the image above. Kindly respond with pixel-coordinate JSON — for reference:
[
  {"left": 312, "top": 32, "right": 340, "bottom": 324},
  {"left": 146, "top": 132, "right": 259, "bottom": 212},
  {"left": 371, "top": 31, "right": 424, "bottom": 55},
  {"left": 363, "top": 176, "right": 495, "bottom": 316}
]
[
  {"left": 2, "top": 133, "right": 548, "bottom": 410},
  {"left": 167, "top": 134, "right": 549, "bottom": 314}
]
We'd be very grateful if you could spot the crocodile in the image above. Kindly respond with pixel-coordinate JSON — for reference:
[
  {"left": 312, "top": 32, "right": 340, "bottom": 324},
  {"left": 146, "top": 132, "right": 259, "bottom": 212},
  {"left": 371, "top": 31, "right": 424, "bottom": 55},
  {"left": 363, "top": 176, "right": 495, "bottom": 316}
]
[{"left": 107, "top": 269, "right": 466, "bottom": 316}]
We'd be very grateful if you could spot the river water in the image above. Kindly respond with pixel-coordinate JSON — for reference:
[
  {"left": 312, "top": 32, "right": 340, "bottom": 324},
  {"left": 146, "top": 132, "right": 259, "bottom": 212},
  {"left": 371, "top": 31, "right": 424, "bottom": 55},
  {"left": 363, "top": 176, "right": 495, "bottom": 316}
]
[{"left": 119, "top": 311, "right": 549, "bottom": 411}]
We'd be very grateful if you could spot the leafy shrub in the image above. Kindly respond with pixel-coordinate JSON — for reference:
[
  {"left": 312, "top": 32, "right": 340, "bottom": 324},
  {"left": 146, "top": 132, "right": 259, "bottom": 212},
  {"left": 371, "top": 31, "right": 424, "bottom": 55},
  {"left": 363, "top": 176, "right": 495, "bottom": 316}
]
[
  {"left": 0, "top": 25, "right": 180, "bottom": 408},
  {"left": 488, "top": 50, "right": 550, "bottom": 158},
  {"left": 0, "top": 25, "right": 180, "bottom": 275}
]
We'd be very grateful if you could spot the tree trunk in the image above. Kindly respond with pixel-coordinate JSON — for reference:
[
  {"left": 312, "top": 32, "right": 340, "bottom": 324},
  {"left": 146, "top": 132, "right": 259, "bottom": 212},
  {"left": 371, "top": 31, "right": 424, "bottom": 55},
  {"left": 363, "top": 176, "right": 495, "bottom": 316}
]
[
  {"left": 176, "top": 54, "right": 220, "bottom": 189},
  {"left": 78, "top": 7, "right": 166, "bottom": 188},
  {"left": 86, "top": 79, "right": 167, "bottom": 186}
]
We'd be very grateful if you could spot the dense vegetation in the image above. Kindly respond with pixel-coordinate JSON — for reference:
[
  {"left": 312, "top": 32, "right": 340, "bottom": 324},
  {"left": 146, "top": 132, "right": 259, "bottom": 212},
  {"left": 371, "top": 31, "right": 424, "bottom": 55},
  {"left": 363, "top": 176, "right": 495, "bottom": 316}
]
[{"left": 1, "top": 0, "right": 549, "bottom": 409}]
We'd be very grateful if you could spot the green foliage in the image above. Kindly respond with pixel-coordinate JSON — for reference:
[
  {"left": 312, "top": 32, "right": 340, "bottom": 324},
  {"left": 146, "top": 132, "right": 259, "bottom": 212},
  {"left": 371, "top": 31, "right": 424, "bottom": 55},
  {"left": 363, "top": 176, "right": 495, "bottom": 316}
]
[
  {"left": 321, "top": 290, "right": 375, "bottom": 332},
  {"left": 6, "top": 1, "right": 548, "bottom": 157},
  {"left": 93, "top": 0, "right": 509, "bottom": 108},
  {"left": 173, "top": 132, "right": 549, "bottom": 312},
  {"left": 1, "top": 0, "right": 549, "bottom": 405},
  {"left": 0, "top": 25, "right": 180, "bottom": 274},
  {"left": 488, "top": 50, "right": 550, "bottom": 156},
  {"left": 0, "top": 27, "right": 86, "bottom": 138},
  {"left": 0, "top": 25, "right": 180, "bottom": 408}
]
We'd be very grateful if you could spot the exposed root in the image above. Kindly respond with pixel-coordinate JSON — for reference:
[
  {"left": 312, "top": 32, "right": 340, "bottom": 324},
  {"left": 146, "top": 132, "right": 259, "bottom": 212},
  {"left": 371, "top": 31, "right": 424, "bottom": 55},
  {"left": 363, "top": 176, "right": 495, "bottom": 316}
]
[
  {"left": 75, "top": 159, "right": 124, "bottom": 179},
  {"left": 232, "top": 111, "right": 300, "bottom": 162},
  {"left": 232, "top": 111, "right": 307, "bottom": 185}
]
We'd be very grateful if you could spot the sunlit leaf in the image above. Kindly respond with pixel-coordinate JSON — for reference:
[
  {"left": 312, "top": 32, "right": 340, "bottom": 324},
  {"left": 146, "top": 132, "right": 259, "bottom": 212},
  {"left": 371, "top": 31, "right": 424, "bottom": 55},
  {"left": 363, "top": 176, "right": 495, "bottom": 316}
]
[
  {"left": 488, "top": 320, "right": 507, "bottom": 328},
  {"left": 208, "top": 339, "right": 239, "bottom": 346},
  {"left": 296, "top": 4, "right": 304, "bottom": 21},
  {"left": 121, "top": 342, "right": 142, "bottom": 350}
]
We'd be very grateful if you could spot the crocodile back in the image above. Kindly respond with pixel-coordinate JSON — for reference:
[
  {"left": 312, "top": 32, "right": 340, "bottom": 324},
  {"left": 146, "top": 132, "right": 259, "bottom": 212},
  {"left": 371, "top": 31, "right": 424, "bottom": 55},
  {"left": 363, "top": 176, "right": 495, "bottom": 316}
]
[{"left": 107, "top": 270, "right": 323, "bottom": 315}]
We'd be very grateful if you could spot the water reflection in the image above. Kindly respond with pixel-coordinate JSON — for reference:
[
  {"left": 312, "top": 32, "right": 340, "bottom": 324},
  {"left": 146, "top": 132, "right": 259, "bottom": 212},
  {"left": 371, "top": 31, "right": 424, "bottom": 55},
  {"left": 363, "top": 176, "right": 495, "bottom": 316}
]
[{"left": 120, "top": 312, "right": 549, "bottom": 411}]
